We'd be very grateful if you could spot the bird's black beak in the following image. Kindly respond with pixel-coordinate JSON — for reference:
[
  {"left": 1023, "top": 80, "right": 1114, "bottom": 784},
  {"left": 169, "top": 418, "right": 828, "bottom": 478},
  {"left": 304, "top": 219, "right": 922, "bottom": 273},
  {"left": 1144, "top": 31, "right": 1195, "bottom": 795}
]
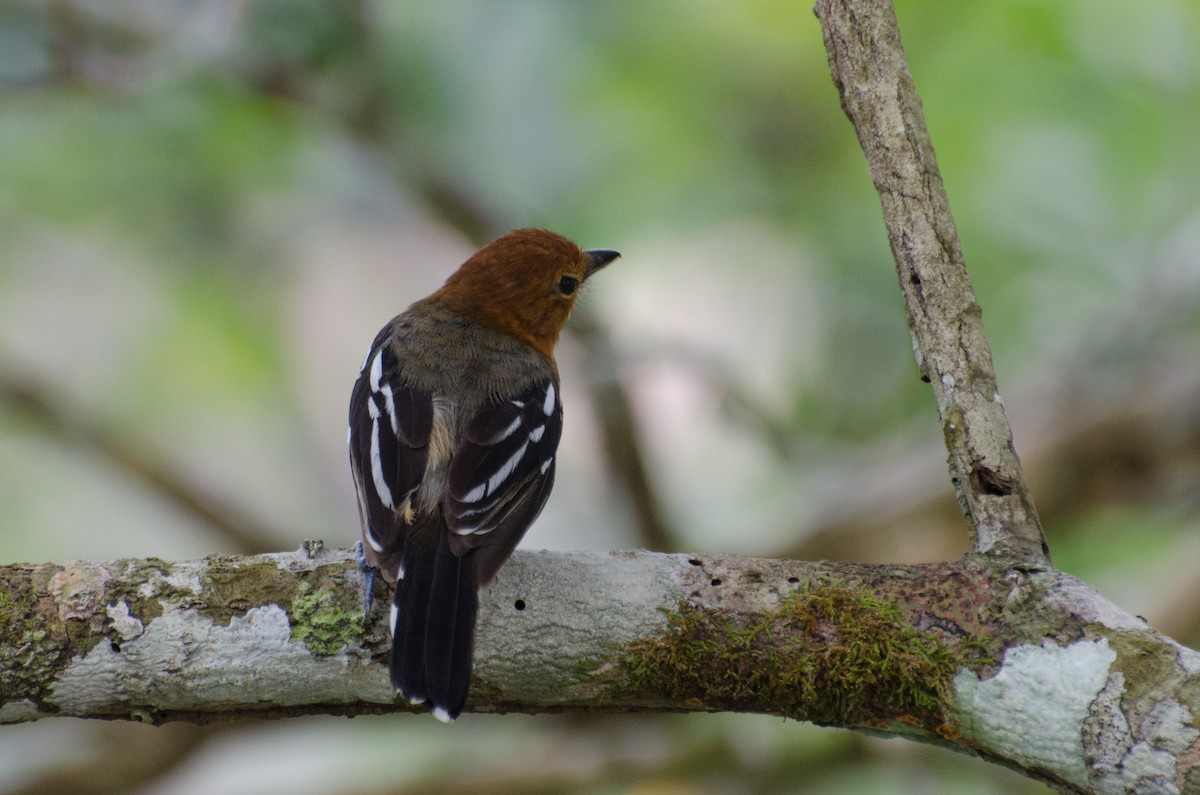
[{"left": 583, "top": 248, "right": 621, "bottom": 280}]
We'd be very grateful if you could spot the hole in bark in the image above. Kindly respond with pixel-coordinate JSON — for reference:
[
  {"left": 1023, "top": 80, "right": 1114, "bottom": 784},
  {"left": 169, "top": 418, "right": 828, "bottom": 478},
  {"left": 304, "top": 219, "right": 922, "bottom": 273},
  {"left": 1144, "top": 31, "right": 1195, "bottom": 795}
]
[
  {"left": 513, "top": 599, "right": 526, "bottom": 611},
  {"left": 970, "top": 465, "right": 1015, "bottom": 496},
  {"left": 710, "top": 578, "right": 722, "bottom": 587},
  {"left": 688, "top": 558, "right": 703, "bottom": 566}
]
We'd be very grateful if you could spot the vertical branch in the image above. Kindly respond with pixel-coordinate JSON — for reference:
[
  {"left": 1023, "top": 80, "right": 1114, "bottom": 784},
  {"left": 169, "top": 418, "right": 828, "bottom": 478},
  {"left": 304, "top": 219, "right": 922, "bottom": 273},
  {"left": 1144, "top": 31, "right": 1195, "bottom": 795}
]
[{"left": 813, "top": 0, "right": 1049, "bottom": 564}]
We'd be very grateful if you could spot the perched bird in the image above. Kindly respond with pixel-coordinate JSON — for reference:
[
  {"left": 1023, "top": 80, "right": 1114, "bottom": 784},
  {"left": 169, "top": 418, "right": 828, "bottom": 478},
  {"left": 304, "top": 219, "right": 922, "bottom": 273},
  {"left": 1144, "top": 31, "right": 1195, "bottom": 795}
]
[{"left": 348, "top": 228, "right": 619, "bottom": 722}]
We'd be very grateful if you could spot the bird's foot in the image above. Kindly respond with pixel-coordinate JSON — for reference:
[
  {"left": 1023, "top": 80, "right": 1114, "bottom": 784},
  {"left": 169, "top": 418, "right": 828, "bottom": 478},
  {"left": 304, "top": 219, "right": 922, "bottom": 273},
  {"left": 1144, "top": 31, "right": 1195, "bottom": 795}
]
[{"left": 355, "top": 541, "right": 378, "bottom": 623}]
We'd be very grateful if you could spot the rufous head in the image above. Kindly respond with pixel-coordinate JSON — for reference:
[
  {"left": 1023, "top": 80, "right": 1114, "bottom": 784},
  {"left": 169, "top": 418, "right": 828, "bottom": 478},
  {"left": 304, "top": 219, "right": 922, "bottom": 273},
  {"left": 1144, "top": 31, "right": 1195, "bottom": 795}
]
[{"left": 432, "top": 228, "right": 619, "bottom": 358}]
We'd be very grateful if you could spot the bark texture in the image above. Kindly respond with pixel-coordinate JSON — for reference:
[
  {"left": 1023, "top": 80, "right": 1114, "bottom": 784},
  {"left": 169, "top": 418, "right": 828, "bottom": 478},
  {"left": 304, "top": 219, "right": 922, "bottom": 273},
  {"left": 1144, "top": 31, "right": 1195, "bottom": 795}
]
[
  {"left": 814, "top": 0, "right": 1049, "bottom": 564},
  {"left": 1, "top": 546, "right": 1197, "bottom": 793}
]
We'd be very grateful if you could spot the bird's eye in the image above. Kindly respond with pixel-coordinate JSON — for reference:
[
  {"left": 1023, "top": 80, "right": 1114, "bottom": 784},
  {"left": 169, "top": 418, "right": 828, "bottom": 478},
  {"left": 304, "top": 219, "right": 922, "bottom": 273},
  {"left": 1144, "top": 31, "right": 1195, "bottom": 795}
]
[{"left": 557, "top": 275, "right": 580, "bottom": 296}]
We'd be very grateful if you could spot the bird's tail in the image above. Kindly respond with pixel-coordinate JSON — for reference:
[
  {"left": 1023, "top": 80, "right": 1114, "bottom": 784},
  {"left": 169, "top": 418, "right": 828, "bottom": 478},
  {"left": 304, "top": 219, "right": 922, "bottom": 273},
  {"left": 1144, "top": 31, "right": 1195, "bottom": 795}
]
[{"left": 391, "top": 532, "right": 478, "bottom": 722}]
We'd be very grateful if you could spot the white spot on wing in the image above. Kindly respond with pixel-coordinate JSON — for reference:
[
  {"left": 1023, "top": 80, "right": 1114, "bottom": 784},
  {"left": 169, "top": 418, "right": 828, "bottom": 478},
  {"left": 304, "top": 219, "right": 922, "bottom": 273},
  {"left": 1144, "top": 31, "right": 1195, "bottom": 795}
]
[
  {"left": 488, "top": 442, "right": 529, "bottom": 495},
  {"left": 462, "top": 482, "right": 487, "bottom": 504},
  {"left": 528, "top": 424, "right": 545, "bottom": 443},
  {"left": 432, "top": 706, "right": 453, "bottom": 723},
  {"left": 380, "top": 384, "right": 398, "bottom": 434},
  {"left": 370, "top": 418, "right": 395, "bottom": 508},
  {"left": 365, "top": 532, "right": 384, "bottom": 554},
  {"left": 497, "top": 414, "right": 522, "bottom": 441},
  {"left": 389, "top": 604, "right": 398, "bottom": 638},
  {"left": 540, "top": 455, "right": 553, "bottom": 475},
  {"left": 542, "top": 383, "right": 556, "bottom": 416},
  {"left": 369, "top": 350, "right": 384, "bottom": 391}
]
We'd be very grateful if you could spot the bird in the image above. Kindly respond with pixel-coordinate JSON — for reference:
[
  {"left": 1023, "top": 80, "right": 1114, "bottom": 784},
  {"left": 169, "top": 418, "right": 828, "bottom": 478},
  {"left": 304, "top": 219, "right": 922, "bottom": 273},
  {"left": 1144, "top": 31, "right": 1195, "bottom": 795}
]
[{"left": 348, "top": 228, "right": 619, "bottom": 722}]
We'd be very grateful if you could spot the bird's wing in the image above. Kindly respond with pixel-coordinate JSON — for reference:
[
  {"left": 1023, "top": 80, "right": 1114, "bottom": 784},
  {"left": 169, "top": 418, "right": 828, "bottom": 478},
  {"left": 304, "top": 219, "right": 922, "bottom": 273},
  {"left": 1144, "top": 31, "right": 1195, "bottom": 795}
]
[
  {"left": 348, "top": 332, "right": 433, "bottom": 572},
  {"left": 443, "top": 379, "right": 562, "bottom": 581}
]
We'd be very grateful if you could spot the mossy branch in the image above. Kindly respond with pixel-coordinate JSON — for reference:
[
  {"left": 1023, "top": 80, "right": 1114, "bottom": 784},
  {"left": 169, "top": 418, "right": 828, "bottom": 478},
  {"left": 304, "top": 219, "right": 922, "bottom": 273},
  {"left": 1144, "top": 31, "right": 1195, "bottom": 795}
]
[{"left": 1, "top": 546, "right": 1197, "bottom": 792}]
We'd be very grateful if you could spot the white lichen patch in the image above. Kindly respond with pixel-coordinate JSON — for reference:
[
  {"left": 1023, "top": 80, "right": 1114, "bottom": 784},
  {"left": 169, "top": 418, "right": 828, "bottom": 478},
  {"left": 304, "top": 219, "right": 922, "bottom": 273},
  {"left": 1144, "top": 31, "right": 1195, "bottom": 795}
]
[
  {"left": 1177, "top": 646, "right": 1200, "bottom": 676},
  {"left": 954, "top": 638, "right": 1116, "bottom": 788},
  {"left": 48, "top": 605, "right": 392, "bottom": 717},
  {"left": 272, "top": 545, "right": 348, "bottom": 574},
  {"left": 159, "top": 561, "right": 204, "bottom": 597},
  {"left": 1142, "top": 700, "right": 1199, "bottom": 756},
  {"left": 1118, "top": 742, "right": 1177, "bottom": 793},
  {"left": 1043, "top": 575, "right": 1148, "bottom": 633},
  {"left": 105, "top": 601, "right": 144, "bottom": 641},
  {"left": 0, "top": 700, "right": 41, "bottom": 723}
]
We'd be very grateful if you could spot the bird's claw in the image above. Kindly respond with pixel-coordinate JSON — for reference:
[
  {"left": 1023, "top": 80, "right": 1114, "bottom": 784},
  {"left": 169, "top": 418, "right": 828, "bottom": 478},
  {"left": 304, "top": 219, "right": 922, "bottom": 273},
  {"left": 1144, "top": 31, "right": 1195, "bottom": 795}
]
[{"left": 355, "top": 541, "right": 378, "bottom": 623}]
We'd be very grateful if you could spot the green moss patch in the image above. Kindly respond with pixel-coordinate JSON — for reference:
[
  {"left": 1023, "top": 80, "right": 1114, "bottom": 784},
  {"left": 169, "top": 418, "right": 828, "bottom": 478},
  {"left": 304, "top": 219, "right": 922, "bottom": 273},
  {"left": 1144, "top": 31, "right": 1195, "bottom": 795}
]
[
  {"left": 199, "top": 556, "right": 365, "bottom": 655},
  {"left": 289, "top": 581, "right": 361, "bottom": 655},
  {"left": 1096, "top": 626, "right": 1198, "bottom": 716},
  {"left": 621, "top": 585, "right": 987, "bottom": 729},
  {"left": 103, "top": 558, "right": 180, "bottom": 624},
  {"left": 0, "top": 568, "right": 70, "bottom": 706},
  {"left": 199, "top": 559, "right": 293, "bottom": 625}
]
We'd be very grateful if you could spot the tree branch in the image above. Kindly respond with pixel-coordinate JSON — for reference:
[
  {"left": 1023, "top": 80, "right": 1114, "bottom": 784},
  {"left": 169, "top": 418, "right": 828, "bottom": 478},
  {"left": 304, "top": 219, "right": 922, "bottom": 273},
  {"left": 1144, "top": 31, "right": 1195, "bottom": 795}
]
[
  {"left": 813, "top": 0, "right": 1049, "bottom": 564},
  {"left": 0, "top": 546, "right": 1196, "bottom": 792}
]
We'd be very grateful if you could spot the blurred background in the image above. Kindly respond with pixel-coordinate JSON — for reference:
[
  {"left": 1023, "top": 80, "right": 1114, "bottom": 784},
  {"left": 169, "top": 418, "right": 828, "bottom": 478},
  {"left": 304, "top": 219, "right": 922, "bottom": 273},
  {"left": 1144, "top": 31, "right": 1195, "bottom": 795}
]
[{"left": 1, "top": 0, "right": 1198, "bottom": 793}]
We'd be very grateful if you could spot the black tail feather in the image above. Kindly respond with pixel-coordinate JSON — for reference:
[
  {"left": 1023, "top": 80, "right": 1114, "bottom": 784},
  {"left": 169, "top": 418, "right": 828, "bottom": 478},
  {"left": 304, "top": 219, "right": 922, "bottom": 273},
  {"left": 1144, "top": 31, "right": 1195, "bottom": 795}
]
[
  {"left": 389, "top": 531, "right": 478, "bottom": 722},
  {"left": 391, "top": 541, "right": 433, "bottom": 704},
  {"left": 424, "top": 534, "right": 478, "bottom": 722}
]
